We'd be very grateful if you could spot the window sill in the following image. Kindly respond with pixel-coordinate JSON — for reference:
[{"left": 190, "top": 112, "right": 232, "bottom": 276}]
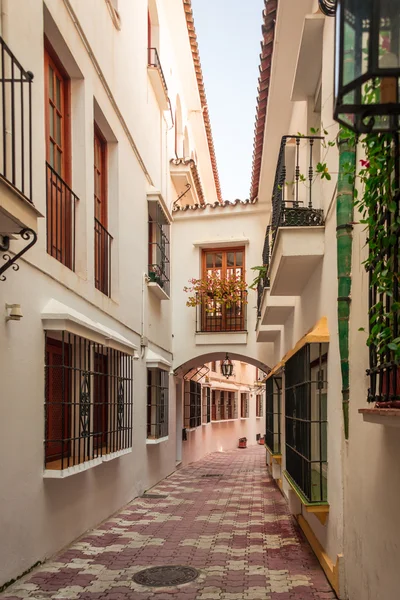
[
  {"left": 147, "top": 281, "right": 170, "bottom": 300},
  {"left": 359, "top": 408, "right": 400, "bottom": 428},
  {"left": 146, "top": 436, "right": 169, "bottom": 445},
  {"left": 240, "top": 417, "right": 249, "bottom": 420},
  {"left": 284, "top": 470, "right": 329, "bottom": 525},
  {"left": 265, "top": 445, "right": 282, "bottom": 464},
  {"left": 43, "top": 447, "right": 132, "bottom": 479},
  {"left": 211, "top": 419, "right": 238, "bottom": 423}
]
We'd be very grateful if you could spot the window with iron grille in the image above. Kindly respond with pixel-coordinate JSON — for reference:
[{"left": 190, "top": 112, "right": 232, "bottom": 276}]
[
  {"left": 265, "top": 376, "right": 282, "bottom": 454},
  {"left": 147, "top": 368, "right": 169, "bottom": 439},
  {"left": 240, "top": 392, "right": 249, "bottom": 418},
  {"left": 285, "top": 343, "right": 328, "bottom": 503},
  {"left": 256, "top": 394, "right": 263, "bottom": 417},
  {"left": 202, "top": 386, "right": 211, "bottom": 423},
  {"left": 44, "top": 332, "right": 133, "bottom": 472},
  {"left": 226, "top": 391, "right": 238, "bottom": 419},
  {"left": 184, "top": 380, "right": 201, "bottom": 428},
  {"left": 148, "top": 201, "right": 170, "bottom": 296}
]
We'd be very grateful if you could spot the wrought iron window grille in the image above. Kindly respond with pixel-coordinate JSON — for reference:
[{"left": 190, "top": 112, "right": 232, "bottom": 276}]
[
  {"left": 148, "top": 201, "right": 170, "bottom": 297},
  {"left": 147, "top": 368, "right": 169, "bottom": 439},
  {"left": 285, "top": 343, "right": 328, "bottom": 503},
  {"left": 367, "top": 135, "right": 400, "bottom": 407},
  {"left": 196, "top": 290, "right": 247, "bottom": 333},
  {"left": 265, "top": 376, "right": 282, "bottom": 454},
  {"left": 46, "top": 163, "right": 79, "bottom": 271},
  {"left": 256, "top": 394, "right": 264, "bottom": 418},
  {"left": 184, "top": 380, "right": 202, "bottom": 428},
  {"left": 0, "top": 37, "right": 34, "bottom": 203},
  {"left": 44, "top": 331, "right": 134, "bottom": 471},
  {"left": 94, "top": 217, "right": 113, "bottom": 297},
  {"left": 202, "top": 386, "right": 211, "bottom": 424},
  {"left": 240, "top": 392, "right": 249, "bottom": 418}
]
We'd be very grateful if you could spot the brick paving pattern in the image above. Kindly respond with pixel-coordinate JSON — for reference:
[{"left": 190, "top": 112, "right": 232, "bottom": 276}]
[{"left": 2, "top": 446, "right": 336, "bottom": 600}]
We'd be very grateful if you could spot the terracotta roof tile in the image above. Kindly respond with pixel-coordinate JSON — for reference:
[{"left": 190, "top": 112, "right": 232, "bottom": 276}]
[
  {"left": 250, "top": 0, "right": 278, "bottom": 201},
  {"left": 183, "top": 0, "right": 223, "bottom": 203}
]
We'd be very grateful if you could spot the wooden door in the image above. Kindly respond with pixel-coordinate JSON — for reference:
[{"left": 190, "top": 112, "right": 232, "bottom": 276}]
[{"left": 44, "top": 47, "right": 72, "bottom": 267}]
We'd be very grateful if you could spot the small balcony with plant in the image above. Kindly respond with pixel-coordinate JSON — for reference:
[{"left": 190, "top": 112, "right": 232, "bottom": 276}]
[
  {"left": 254, "top": 134, "right": 328, "bottom": 332},
  {"left": 184, "top": 273, "right": 248, "bottom": 345}
]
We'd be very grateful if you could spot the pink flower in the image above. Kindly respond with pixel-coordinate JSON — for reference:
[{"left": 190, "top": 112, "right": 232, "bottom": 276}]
[{"left": 360, "top": 159, "right": 370, "bottom": 168}]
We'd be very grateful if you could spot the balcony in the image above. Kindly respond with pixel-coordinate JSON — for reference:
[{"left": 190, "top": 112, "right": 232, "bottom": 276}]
[
  {"left": 94, "top": 218, "right": 112, "bottom": 297},
  {"left": 195, "top": 292, "right": 248, "bottom": 346},
  {"left": 0, "top": 36, "right": 42, "bottom": 279},
  {"left": 46, "top": 163, "right": 79, "bottom": 271},
  {"left": 147, "top": 47, "right": 168, "bottom": 110},
  {"left": 170, "top": 158, "right": 205, "bottom": 207},
  {"left": 260, "top": 135, "right": 325, "bottom": 299}
]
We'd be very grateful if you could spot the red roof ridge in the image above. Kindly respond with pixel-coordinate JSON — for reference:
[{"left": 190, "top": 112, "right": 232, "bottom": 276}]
[
  {"left": 183, "top": 0, "right": 223, "bottom": 204},
  {"left": 250, "top": 0, "right": 278, "bottom": 201}
]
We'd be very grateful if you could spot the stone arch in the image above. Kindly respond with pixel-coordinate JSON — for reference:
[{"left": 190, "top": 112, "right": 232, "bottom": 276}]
[{"left": 174, "top": 351, "right": 270, "bottom": 377}]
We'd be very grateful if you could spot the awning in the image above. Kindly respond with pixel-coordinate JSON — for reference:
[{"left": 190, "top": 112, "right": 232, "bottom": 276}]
[
  {"left": 41, "top": 299, "right": 138, "bottom": 355},
  {"left": 265, "top": 317, "right": 329, "bottom": 381},
  {"left": 146, "top": 349, "right": 172, "bottom": 371}
]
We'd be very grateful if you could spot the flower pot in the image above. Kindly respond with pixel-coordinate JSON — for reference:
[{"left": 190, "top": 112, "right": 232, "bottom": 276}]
[
  {"left": 258, "top": 436, "right": 265, "bottom": 445},
  {"left": 238, "top": 437, "right": 247, "bottom": 449}
]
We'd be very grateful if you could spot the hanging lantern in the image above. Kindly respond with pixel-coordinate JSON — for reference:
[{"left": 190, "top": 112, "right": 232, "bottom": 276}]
[
  {"left": 332, "top": 0, "right": 400, "bottom": 133},
  {"left": 221, "top": 354, "right": 233, "bottom": 379}
]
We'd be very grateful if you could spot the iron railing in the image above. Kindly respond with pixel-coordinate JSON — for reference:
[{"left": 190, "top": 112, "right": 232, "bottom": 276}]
[
  {"left": 184, "top": 380, "right": 201, "bottom": 428},
  {"left": 196, "top": 291, "right": 247, "bottom": 333},
  {"left": 147, "top": 368, "right": 169, "bottom": 439},
  {"left": 148, "top": 47, "right": 168, "bottom": 95},
  {"left": 271, "top": 135, "right": 325, "bottom": 247},
  {"left": 46, "top": 163, "right": 78, "bottom": 270},
  {"left": 367, "top": 135, "right": 400, "bottom": 406},
  {"left": 95, "top": 218, "right": 112, "bottom": 297},
  {"left": 285, "top": 343, "right": 328, "bottom": 503},
  {"left": 0, "top": 37, "right": 33, "bottom": 203},
  {"left": 148, "top": 202, "right": 170, "bottom": 296},
  {"left": 265, "top": 376, "right": 282, "bottom": 454},
  {"left": 257, "top": 227, "right": 271, "bottom": 317},
  {"left": 44, "top": 331, "right": 134, "bottom": 471}
]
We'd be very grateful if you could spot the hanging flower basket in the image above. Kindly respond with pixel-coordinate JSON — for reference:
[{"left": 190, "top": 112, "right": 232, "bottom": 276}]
[{"left": 183, "top": 274, "right": 248, "bottom": 310}]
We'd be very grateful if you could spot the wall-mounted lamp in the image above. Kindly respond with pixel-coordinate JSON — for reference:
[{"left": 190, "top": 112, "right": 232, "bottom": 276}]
[{"left": 5, "top": 303, "right": 23, "bottom": 322}]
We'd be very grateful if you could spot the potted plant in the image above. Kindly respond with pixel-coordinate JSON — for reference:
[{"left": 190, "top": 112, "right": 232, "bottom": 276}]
[
  {"left": 238, "top": 437, "right": 247, "bottom": 449},
  {"left": 183, "top": 273, "right": 248, "bottom": 309}
]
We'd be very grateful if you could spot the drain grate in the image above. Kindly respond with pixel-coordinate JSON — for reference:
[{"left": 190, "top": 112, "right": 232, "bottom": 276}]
[
  {"left": 141, "top": 493, "right": 169, "bottom": 499},
  {"left": 133, "top": 566, "right": 199, "bottom": 587},
  {"left": 201, "top": 474, "right": 223, "bottom": 478}
]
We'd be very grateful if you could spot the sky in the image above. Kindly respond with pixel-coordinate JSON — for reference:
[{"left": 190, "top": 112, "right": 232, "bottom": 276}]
[{"left": 191, "top": 0, "right": 265, "bottom": 201}]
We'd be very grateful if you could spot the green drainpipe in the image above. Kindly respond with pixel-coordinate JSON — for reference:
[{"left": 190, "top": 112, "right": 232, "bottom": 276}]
[{"left": 336, "top": 137, "right": 356, "bottom": 440}]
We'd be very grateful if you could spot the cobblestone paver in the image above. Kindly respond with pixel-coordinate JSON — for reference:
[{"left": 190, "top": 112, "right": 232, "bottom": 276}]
[{"left": 2, "top": 446, "right": 336, "bottom": 600}]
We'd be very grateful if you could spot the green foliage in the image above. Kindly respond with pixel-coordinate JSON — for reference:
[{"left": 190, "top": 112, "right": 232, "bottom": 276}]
[{"left": 249, "top": 265, "right": 268, "bottom": 290}]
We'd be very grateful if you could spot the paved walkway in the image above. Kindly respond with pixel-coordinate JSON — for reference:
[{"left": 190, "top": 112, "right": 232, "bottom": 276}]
[{"left": 2, "top": 446, "right": 335, "bottom": 600}]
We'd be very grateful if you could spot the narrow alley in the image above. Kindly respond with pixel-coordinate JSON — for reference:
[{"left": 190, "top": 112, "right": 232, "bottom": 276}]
[{"left": 2, "top": 447, "right": 335, "bottom": 600}]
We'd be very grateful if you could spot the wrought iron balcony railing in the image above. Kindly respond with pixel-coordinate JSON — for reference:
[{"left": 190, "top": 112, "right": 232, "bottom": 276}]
[
  {"left": 271, "top": 135, "right": 325, "bottom": 247},
  {"left": 196, "top": 291, "right": 247, "bottom": 333},
  {"left": 257, "top": 226, "right": 271, "bottom": 317},
  {"left": 0, "top": 36, "right": 34, "bottom": 203},
  {"left": 46, "top": 163, "right": 78, "bottom": 270},
  {"left": 148, "top": 47, "right": 168, "bottom": 95},
  {"left": 95, "top": 218, "right": 112, "bottom": 297}
]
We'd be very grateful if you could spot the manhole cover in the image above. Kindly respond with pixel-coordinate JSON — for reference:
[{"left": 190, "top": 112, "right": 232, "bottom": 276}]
[
  {"left": 201, "top": 474, "right": 223, "bottom": 478},
  {"left": 133, "top": 566, "right": 199, "bottom": 587}
]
